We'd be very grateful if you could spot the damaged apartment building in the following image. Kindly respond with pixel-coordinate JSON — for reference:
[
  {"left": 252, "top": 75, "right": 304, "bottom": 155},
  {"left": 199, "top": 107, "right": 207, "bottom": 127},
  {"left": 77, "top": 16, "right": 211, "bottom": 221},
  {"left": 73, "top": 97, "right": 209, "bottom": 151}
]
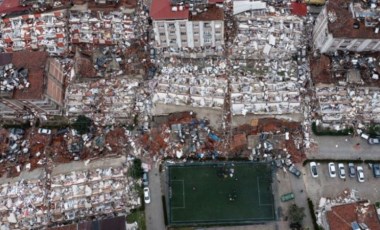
[
  {"left": 150, "top": 0, "right": 224, "bottom": 52},
  {"left": 312, "top": 0, "right": 380, "bottom": 129},
  {"left": 0, "top": 52, "right": 66, "bottom": 121},
  {"left": 229, "top": 0, "right": 309, "bottom": 117}
]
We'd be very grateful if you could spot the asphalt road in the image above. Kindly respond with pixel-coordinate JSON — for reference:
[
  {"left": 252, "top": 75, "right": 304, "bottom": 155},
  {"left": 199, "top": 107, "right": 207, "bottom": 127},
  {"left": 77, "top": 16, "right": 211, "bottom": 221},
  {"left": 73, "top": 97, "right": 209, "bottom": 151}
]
[
  {"left": 310, "top": 134, "right": 380, "bottom": 160},
  {"left": 145, "top": 164, "right": 166, "bottom": 230}
]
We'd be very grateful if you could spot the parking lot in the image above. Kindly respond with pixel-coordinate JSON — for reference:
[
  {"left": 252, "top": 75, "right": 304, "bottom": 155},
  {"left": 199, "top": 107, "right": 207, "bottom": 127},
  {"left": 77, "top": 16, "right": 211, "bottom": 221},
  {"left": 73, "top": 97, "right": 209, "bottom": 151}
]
[{"left": 303, "top": 162, "right": 380, "bottom": 205}]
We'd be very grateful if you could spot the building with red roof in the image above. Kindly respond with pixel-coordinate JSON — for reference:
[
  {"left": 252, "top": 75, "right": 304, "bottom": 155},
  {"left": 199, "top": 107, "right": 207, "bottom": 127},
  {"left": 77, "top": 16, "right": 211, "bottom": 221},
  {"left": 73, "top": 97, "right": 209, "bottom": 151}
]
[
  {"left": 150, "top": 0, "right": 224, "bottom": 48},
  {"left": 313, "top": 0, "right": 380, "bottom": 53}
]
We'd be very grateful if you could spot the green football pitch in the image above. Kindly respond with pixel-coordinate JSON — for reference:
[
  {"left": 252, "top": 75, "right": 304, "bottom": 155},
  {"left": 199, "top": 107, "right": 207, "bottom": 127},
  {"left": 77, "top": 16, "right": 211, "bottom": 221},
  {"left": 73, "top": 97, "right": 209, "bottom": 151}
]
[{"left": 167, "top": 162, "right": 275, "bottom": 226}]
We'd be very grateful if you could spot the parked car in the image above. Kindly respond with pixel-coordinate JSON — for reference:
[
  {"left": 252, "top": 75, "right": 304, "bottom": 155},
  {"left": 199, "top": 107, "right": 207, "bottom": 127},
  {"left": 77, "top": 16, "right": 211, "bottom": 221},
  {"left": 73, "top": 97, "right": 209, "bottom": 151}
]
[
  {"left": 280, "top": 192, "right": 295, "bottom": 202},
  {"left": 149, "top": 48, "right": 156, "bottom": 60},
  {"left": 373, "top": 164, "right": 380, "bottom": 178},
  {"left": 38, "top": 128, "right": 51, "bottom": 135},
  {"left": 310, "top": 162, "right": 318, "bottom": 178},
  {"left": 348, "top": 163, "right": 356, "bottom": 177},
  {"left": 142, "top": 172, "right": 149, "bottom": 186},
  {"left": 328, "top": 162, "right": 336, "bottom": 178},
  {"left": 143, "top": 187, "right": 151, "bottom": 204},
  {"left": 289, "top": 165, "right": 301, "bottom": 178},
  {"left": 361, "top": 133, "right": 369, "bottom": 140},
  {"left": 338, "top": 163, "right": 346, "bottom": 179},
  {"left": 357, "top": 166, "right": 365, "bottom": 182},
  {"left": 368, "top": 137, "right": 380, "bottom": 145}
]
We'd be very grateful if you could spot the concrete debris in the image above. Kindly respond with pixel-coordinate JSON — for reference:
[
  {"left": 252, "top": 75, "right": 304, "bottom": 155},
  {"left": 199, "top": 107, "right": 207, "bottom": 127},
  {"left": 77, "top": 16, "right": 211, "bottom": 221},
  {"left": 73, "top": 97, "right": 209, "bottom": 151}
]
[
  {"left": 0, "top": 65, "right": 29, "bottom": 92},
  {"left": 69, "top": 10, "right": 135, "bottom": 46},
  {"left": 0, "top": 164, "right": 140, "bottom": 229},
  {"left": 0, "top": 10, "right": 68, "bottom": 55},
  {"left": 152, "top": 60, "right": 227, "bottom": 110},
  {"left": 230, "top": 59, "right": 306, "bottom": 115},
  {"left": 65, "top": 78, "right": 141, "bottom": 126},
  {"left": 230, "top": 2, "right": 306, "bottom": 59}
]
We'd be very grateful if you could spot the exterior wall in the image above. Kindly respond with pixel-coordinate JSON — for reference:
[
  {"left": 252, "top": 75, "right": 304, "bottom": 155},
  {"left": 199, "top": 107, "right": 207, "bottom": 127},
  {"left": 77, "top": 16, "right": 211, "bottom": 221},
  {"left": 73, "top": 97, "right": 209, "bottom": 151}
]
[{"left": 153, "top": 19, "right": 224, "bottom": 48}]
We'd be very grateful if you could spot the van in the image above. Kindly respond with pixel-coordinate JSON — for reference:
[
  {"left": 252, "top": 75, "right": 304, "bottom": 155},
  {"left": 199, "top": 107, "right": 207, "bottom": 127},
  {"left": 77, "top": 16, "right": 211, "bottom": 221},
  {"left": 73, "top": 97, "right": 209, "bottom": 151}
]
[{"left": 360, "top": 133, "right": 369, "bottom": 140}]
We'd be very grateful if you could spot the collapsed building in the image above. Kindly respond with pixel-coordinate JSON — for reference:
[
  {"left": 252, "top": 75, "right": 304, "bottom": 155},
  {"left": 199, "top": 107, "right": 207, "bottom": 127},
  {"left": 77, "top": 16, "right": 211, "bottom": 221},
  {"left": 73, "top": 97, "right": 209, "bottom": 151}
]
[
  {"left": 152, "top": 60, "right": 227, "bottom": 111},
  {"left": 231, "top": 0, "right": 307, "bottom": 59},
  {"left": 228, "top": 0, "right": 309, "bottom": 118},
  {"left": 65, "top": 77, "right": 140, "bottom": 125},
  {"left": 0, "top": 10, "right": 68, "bottom": 55},
  {"left": 69, "top": 10, "right": 135, "bottom": 46},
  {"left": 311, "top": 53, "right": 380, "bottom": 128},
  {"left": 0, "top": 164, "right": 140, "bottom": 229}
]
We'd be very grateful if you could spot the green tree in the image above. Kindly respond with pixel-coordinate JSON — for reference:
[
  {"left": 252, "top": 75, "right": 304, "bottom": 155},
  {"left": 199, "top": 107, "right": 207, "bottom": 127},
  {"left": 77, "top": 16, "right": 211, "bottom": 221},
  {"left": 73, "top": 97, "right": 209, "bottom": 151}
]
[
  {"left": 288, "top": 204, "right": 305, "bottom": 224},
  {"left": 128, "top": 158, "right": 143, "bottom": 179},
  {"left": 72, "top": 115, "right": 92, "bottom": 135}
]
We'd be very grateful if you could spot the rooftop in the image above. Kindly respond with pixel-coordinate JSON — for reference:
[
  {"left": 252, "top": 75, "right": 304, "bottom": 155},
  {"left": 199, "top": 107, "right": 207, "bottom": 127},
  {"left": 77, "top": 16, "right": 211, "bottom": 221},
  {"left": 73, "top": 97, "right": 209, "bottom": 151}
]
[
  {"left": 0, "top": 0, "right": 31, "bottom": 14},
  {"left": 150, "top": 0, "right": 189, "bottom": 20},
  {"left": 12, "top": 51, "right": 48, "bottom": 100},
  {"left": 190, "top": 5, "right": 224, "bottom": 21},
  {"left": 48, "top": 216, "right": 126, "bottom": 230},
  {"left": 326, "top": 201, "right": 380, "bottom": 230},
  {"left": 327, "top": 0, "right": 380, "bottom": 39},
  {"left": 290, "top": 2, "right": 307, "bottom": 16}
]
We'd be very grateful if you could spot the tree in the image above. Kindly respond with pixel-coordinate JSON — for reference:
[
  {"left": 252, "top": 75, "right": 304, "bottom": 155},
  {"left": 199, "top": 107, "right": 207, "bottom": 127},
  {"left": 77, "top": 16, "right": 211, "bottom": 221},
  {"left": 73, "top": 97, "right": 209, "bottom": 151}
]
[
  {"left": 288, "top": 204, "right": 305, "bottom": 224},
  {"left": 128, "top": 158, "right": 143, "bottom": 179},
  {"left": 72, "top": 115, "right": 92, "bottom": 135}
]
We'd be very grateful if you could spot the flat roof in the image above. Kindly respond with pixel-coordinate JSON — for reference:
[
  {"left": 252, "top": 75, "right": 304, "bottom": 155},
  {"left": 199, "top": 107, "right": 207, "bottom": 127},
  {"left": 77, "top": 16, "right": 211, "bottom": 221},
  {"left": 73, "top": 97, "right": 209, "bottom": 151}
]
[
  {"left": 327, "top": 202, "right": 380, "bottom": 230},
  {"left": 12, "top": 51, "right": 48, "bottom": 100},
  {"left": 150, "top": 0, "right": 189, "bottom": 20},
  {"left": 0, "top": 0, "right": 31, "bottom": 14},
  {"left": 190, "top": 5, "right": 224, "bottom": 21},
  {"left": 327, "top": 0, "right": 380, "bottom": 39}
]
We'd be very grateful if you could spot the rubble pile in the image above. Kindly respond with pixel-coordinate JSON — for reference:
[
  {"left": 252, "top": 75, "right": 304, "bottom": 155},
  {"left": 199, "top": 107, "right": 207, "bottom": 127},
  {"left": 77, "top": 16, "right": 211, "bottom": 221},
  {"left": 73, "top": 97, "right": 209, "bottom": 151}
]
[
  {"left": 231, "top": 2, "right": 306, "bottom": 59},
  {"left": 139, "top": 112, "right": 223, "bottom": 159},
  {"left": 315, "top": 86, "right": 380, "bottom": 125},
  {"left": 50, "top": 167, "right": 133, "bottom": 223},
  {"left": 65, "top": 78, "right": 140, "bottom": 125},
  {"left": 311, "top": 53, "right": 380, "bottom": 127},
  {"left": 0, "top": 179, "right": 47, "bottom": 229},
  {"left": 0, "top": 10, "right": 68, "bottom": 55},
  {"left": 0, "top": 64, "right": 29, "bottom": 92},
  {"left": 230, "top": 59, "right": 306, "bottom": 115},
  {"left": 0, "top": 164, "right": 140, "bottom": 229},
  {"left": 152, "top": 61, "right": 227, "bottom": 109},
  {"left": 69, "top": 10, "right": 135, "bottom": 46}
]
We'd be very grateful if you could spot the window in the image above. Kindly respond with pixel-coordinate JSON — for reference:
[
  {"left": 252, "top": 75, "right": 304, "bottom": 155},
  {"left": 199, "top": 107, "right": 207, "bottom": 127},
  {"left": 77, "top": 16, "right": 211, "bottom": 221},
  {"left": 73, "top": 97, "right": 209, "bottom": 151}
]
[
  {"left": 181, "top": 32, "right": 186, "bottom": 36},
  {"left": 159, "top": 33, "right": 165, "bottom": 36},
  {"left": 181, "top": 39, "right": 187, "bottom": 43}
]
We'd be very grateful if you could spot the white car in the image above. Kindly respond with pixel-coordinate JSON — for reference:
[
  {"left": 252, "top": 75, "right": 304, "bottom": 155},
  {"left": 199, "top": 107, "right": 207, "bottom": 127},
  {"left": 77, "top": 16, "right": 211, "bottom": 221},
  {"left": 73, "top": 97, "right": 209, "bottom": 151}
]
[
  {"left": 338, "top": 163, "right": 346, "bottom": 179},
  {"left": 357, "top": 166, "right": 365, "bottom": 183},
  {"left": 328, "top": 162, "right": 336, "bottom": 178},
  {"left": 38, "top": 128, "right": 51, "bottom": 135},
  {"left": 143, "top": 187, "right": 151, "bottom": 204},
  {"left": 310, "top": 162, "right": 318, "bottom": 178}
]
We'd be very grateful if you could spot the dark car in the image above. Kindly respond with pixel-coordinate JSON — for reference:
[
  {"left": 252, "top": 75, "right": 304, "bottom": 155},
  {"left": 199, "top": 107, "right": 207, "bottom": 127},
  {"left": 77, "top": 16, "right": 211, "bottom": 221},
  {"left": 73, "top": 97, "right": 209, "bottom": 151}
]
[
  {"left": 373, "top": 164, "right": 380, "bottom": 178},
  {"left": 348, "top": 163, "right": 356, "bottom": 177},
  {"left": 289, "top": 165, "right": 301, "bottom": 178},
  {"left": 368, "top": 137, "right": 380, "bottom": 145}
]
